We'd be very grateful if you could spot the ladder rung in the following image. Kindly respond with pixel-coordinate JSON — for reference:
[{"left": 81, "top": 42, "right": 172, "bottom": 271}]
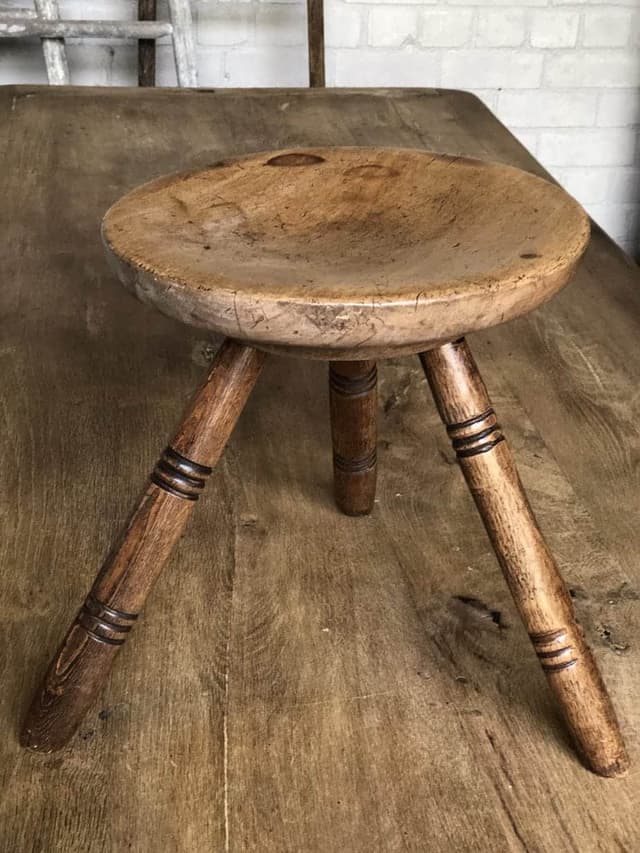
[
  {"left": 0, "top": 18, "right": 173, "bottom": 40},
  {"left": 0, "top": 8, "right": 37, "bottom": 20}
]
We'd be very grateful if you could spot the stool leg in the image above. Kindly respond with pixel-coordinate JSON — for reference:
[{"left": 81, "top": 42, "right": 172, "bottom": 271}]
[
  {"left": 329, "top": 360, "right": 377, "bottom": 516},
  {"left": 419, "top": 338, "right": 628, "bottom": 777},
  {"left": 21, "top": 339, "right": 265, "bottom": 753}
]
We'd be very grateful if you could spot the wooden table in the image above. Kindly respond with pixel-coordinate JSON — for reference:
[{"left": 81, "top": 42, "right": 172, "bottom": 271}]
[{"left": 1, "top": 85, "right": 638, "bottom": 852}]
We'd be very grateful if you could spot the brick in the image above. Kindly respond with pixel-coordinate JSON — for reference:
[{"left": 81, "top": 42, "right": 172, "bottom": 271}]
[
  {"left": 530, "top": 10, "right": 579, "bottom": 48},
  {"left": 344, "top": 0, "right": 434, "bottom": 5},
  {"left": 585, "top": 203, "right": 637, "bottom": 241},
  {"left": 62, "top": 0, "right": 133, "bottom": 18},
  {"left": 510, "top": 128, "right": 539, "bottom": 155},
  {"left": 472, "top": 89, "right": 500, "bottom": 111},
  {"left": 538, "top": 128, "right": 637, "bottom": 166},
  {"left": 597, "top": 90, "right": 640, "bottom": 127},
  {"left": 155, "top": 44, "right": 226, "bottom": 87},
  {"left": 544, "top": 51, "right": 639, "bottom": 88},
  {"left": 442, "top": 50, "right": 543, "bottom": 89},
  {"left": 57, "top": 43, "right": 134, "bottom": 86},
  {"left": 369, "top": 7, "right": 418, "bottom": 47},
  {"left": 256, "top": 4, "right": 306, "bottom": 46},
  {"left": 333, "top": 46, "right": 440, "bottom": 86},
  {"left": 197, "top": 3, "right": 254, "bottom": 46},
  {"left": 583, "top": 9, "right": 633, "bottom": 47},
  {"left": 224, "top": 46, "right": 308, "bottom": 86},
  {"left": 449, "top": 0, "right": 545, "bottom": 5},
  {"left": 191, "top": 48, "right": 225, "bottom": 86},
  {"left": 606, "top": 168, "right": 640, "bottom": 204},
  {"left": 498, "top": 90, "right": 598, "bottom": 127},
  {"left": 553, "top": 167, "right": 612, "bottom": 204},
  {"left": 325, "top": 2, "right": 362, "bottom": 48},
  {"left": 0, "top": 43, "right": 46, "bottom": 85},
  {"left": 155, "top": 44, "right": 176, "bottom": 87},
  {"left": 553, "top": 0, "right": 635, "bottom": 5},
  {"left": 475, "top": 10, "right": 527, "bottom": 48},
  {"left": 419, "top": 9, "right": 473, "bottom": 48}
]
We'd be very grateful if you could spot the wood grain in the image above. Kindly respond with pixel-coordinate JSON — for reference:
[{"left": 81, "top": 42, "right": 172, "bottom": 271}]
[
  {"left": 306, "top": 0, "right": 325, "bottom": 88},
  {"left": 419, "top": 338, "right": 628, "bottom": 777},
  {"left": 101, "top": 146, "right": 589, "bottom": 359},
  {"left": 34, "top": 0, "right": 70, "bottom": 85},
  {"left": 138, "top": 0, "right": 156, "bottom": 87},
  {"left": 329, "top": 360, "right": 377, "bottom": 516},
  {"left": 21, "top": 340, "right": 265, "bottom": 753},
  {"left": 1, "top": 85, "right": 638, "bottom": 852},
  {"left": 0, "top": 18, "right": 173, "bottom": 38}
]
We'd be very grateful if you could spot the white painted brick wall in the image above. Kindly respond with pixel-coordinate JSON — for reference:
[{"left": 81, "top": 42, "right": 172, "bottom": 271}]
[
  {"left": 476, "top": 10, "right": 527, "bottom": 47},
  {"left": 530, "top": 10, "right": 580, "bottom": 48},
  {"left": 0, "top": 0, "right": 638, "bottom": 255}
]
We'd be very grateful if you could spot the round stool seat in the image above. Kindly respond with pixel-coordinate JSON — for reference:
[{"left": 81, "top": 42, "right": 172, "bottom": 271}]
[{"left": 102, "top": 147, "right": 589, "bottom": 359}]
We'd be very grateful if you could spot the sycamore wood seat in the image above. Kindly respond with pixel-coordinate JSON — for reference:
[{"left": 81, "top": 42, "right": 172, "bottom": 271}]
[
  {"left": 22, "top": 144, "right": 628, "bottom": 781},
  {"left": 101, "top": 147, "right": 590, "bottom": 359}
]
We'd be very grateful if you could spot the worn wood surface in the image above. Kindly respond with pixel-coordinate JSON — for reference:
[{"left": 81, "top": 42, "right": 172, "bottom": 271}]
[
  {"left": 329, "top": 360, "right": 378, "bottom": 516},
  {"left": 1, "top": 1, "right": 196, "bottom": 88},
  {"left": 0, "top": 85, "right": 638, "bottom": 851},
  {"left": 0, "top": 7, "right": 38, "bottom": 19},
  {"left": 0, "top": 18, "right": 173, "bottom": 39},
  {"left": 102, "top": 146, "right": 589, "bottom": 359},
  {"left": 138, "top": 0, "right": 157, "bottom": 87},
  {"left": 420, "top": 338, "right": 628, "bottom": 777},
  {"left": 22, "top": 340, "right": 265, "bottom": 754},
  {"left": 167, "top": 0, "right": 198, "bottom": 87},
  {"left": 306, "top": 0, "right": 324, "bottom": 88},
  {"left": 34, "top": 0, "right": 69, "bottom": 85}
]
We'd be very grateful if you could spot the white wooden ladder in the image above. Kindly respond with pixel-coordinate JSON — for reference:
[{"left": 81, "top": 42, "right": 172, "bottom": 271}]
[{"left": 0, "top": 0, "right": 197, "bottom": 86}]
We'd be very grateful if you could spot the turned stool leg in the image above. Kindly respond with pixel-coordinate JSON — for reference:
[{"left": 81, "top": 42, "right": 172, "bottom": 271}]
[
  {"left": 419, "top": 338, "right": 628, "bottom": 777},
  {"left": 21, "top": 339, "right": 265, "bottom": 753},
  {"left": 329, "top": 360, "right": 377, "bottom": 516}
]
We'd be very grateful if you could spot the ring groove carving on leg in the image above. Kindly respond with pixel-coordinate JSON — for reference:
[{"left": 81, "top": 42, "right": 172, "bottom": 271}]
[
  {"left": 446, "top": 408, "right": 505, "bottom": 459},
  {"left": 445, "top": 407, "right": 494, "bottom": 434},
  {"left": 420, "top": 338, "right": 629, "bottom": 775},
  {"left": 164, "top": 446, "right": 213, "bottom": 478},
  {"left": 333, "top": 447, "right": 377, "bottom": 474},
  {"left": 150, "top": 445, "right": 212, "bottom": 500},
  {"left": 329, "top": 364, "right": 377, "bottom": 397},
  {"left": 77, "top": 594, "right": 139, "bottom": 646},
  {"left": 530, "top": 628, "right": 578, "bottom": 672}
]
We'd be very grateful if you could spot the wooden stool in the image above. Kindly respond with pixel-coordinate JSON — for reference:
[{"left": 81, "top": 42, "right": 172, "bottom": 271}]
[{"left": 21, "top": 147, "right": 628, "bottom": 777}]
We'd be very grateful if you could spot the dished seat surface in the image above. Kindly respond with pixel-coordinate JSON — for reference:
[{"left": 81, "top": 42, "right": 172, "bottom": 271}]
[{"left": 102, "top": 147, "right": 590, "bottom": 358}]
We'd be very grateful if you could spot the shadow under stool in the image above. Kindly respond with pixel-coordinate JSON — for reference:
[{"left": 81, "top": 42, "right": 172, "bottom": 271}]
[{"left": 21, "top": 146, "right": 629, "bottom": 778}]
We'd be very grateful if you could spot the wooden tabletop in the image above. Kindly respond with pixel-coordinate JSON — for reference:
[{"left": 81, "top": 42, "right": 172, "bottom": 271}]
[{"left": 1, "top": 85, "right": 639, "bottom": 852}]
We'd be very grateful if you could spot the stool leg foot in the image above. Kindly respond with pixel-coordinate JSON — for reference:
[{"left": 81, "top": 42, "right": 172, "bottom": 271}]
[
  {"left": 21, "top": 339, "right": 266, "bottom": 753},
  {"left": 329, "top": 360, "right": 377, "bottom": 516},
  {"left": 419, "top": 338, "right": 629, "bottom": 777}
]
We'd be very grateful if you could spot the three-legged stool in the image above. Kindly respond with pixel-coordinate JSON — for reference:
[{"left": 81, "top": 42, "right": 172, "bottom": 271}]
[{"left": 21, "top": 147, "right": 628, "bottom": 776}]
